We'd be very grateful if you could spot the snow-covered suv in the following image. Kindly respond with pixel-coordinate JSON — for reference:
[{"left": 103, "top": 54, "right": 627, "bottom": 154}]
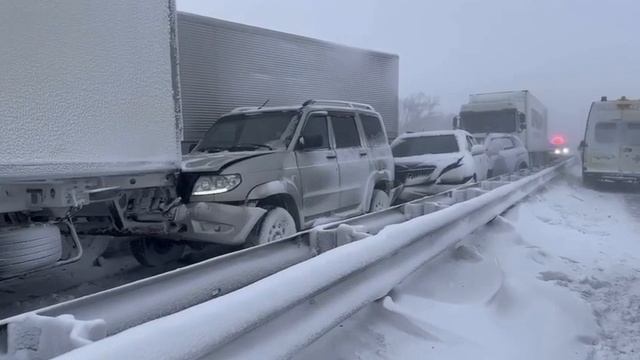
[{"left": 170, "top": 100, "right": 395, "bottom": 248}]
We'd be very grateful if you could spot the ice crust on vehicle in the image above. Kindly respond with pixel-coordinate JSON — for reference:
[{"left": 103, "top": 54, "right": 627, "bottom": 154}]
[{"left": 0, "top": 0, "right": 182, "bottom": 179}]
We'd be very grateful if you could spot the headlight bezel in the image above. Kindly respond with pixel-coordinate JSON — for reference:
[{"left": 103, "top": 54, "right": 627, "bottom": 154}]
[{"left": 192, "top": 174, "right": 242, "bottom": 196}]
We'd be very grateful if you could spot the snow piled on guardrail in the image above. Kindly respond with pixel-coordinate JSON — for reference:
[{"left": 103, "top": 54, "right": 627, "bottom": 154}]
[{"left": 299, "top": 170, "right": 640, "bottom": 360}]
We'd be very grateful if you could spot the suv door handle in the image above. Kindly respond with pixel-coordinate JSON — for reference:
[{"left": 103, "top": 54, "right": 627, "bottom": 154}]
[
  {"left": 359, "top": 151, "right": 368, "bottom": 157},
  {"left": 326, "top": 154, "right": 337, "bottom": 159}
]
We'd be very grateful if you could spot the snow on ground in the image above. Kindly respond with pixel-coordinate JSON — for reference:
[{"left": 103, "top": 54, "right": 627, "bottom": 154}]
[{"left": 297, "top": 166, "right": 640, "bottom": 360}]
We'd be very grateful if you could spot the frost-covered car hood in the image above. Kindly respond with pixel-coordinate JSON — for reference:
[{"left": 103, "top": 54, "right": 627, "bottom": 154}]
[
  {"left": 181, "top": 151, "right": 277, "bottom": 173},
  {"left": 395, "top": 153, "right": 462, "bottom": 168}
]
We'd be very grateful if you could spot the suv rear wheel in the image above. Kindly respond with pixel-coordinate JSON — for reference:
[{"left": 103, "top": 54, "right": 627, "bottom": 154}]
[{"left": 369, "top": 190, "right": 390, "bottom": 212}]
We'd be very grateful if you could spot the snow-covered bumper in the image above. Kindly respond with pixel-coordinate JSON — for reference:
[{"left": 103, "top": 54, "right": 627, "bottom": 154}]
[
  {"left": 584, "top": 171, "right": 640, "bottom": 184},
  {"left": 173, "top": 202, "right": 267, "bottom": 245}
]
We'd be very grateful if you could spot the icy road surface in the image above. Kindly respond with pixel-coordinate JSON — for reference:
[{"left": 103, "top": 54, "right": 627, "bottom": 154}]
[{"left": 297, "top": 169, "right": 640, "bottom": 360}]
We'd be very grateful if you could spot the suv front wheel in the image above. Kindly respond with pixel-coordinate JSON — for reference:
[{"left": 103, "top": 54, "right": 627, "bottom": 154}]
[{"left": 250, "top": 207, "right": 297, "bottom": 246}]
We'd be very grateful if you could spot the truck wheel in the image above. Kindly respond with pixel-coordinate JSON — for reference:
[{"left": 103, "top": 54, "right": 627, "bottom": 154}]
[
  {"left": 251, "top": 207, "right": 297, "bottom": 246},
  {"left": 582, "top": 174, "right": 598, "bottom": 188},
  {"left": 0, "top": 225, "right": 62, "bottom": 278},
  {"left": 130, "top": 238, "right": 185, "bottom": 267},
  {"left": 369, "top": 190, "right": 390, "bottom": 212}
]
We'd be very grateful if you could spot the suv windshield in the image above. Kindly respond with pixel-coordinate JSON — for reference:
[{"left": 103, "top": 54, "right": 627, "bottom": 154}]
[
  {"left": 195, "top": 110, "right": 300, "bottom": 152},
  {"left": 392, "top": 135, "right": 459, "bottom": 157},
  {"left": 460, "top": 109, "right": 517, "bottom": 133}
]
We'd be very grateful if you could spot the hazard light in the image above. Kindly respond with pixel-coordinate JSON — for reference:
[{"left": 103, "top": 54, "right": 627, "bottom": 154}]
[{"left": 550, "top": 135, "right": 566, "bottom": 146}]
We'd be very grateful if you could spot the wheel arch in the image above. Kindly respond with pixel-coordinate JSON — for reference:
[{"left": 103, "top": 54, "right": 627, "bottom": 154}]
[
  {"left": 246, "top": 180, "right": 302, "bottom": 228},
  {"left": 362, "top": 170, "right": 393, "bottom": 212},
  {"left": 255, "top": 193, "right": 301, "bottom": 230}
]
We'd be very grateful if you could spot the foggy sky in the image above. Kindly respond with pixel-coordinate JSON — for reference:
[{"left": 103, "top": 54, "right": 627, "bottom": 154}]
[{"left": 178, "top": 0, "right": 639, "bottom": 144}]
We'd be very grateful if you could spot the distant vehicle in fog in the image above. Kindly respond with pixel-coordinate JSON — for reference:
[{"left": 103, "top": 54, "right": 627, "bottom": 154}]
[
  {"left": 483, "top": 133, "right": 530, "bottom": 177},
  {"left": 392, "top": 130, "right": 489, "bottom": 190},
  {"left": 454, "top": 90, "right": 549, "bottom": 166},
  {"left": 549, "top": 134, "right": 572, "bottom": 158},
  {"left": 580, "top": 96, "right": 640, "bottom": 185}
]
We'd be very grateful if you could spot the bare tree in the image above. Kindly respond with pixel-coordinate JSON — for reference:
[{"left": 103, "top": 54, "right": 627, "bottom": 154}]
[{"left": 400, "top": 92, "right": 443, "bottom": 132}]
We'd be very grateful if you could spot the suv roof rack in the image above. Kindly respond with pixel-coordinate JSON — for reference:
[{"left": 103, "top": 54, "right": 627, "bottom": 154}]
[
  {"left": 302, "top": 99, "right": 375, "bottom": 111},
  {"left": 231, "top": 106, "right": 260, "bottom": 112}
]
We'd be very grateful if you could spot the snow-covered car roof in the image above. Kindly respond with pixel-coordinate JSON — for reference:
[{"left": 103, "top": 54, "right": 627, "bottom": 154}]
[{"left": 395, "top": 129, "right": 470, "bottom": 140}]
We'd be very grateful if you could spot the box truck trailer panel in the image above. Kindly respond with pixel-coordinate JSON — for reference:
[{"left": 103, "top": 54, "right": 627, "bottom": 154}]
[
  {"left": 176, "top": 12, "right": 400, "bottom": 151},
  {"left": 0, "top": 0, "right": 183, "bottom": 181}
]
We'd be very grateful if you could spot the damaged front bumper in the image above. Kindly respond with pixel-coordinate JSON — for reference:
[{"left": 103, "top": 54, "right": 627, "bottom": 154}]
[{"left": 172, "top": 202, "right": 266, "bottom": 245}]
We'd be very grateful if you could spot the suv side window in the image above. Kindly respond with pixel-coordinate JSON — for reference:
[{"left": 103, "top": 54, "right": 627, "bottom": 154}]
[
  {"left": 331, "top": 114, "right": 362, "bottom": 148},
  {"left": 300, "top": 115, "right": 330, "bottom": 150},
  {"left": 360, "top": 114, "right": 386, "bottom": 146}
]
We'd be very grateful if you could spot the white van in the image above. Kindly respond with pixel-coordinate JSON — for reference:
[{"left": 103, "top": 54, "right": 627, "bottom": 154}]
[{"left": 580, "top": 97, "right": 640, "bottom": 185}]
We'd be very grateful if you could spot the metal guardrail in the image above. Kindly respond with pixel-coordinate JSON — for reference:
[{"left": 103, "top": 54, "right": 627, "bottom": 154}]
[{"left": 0, "top": 160, "right": 571, "bottom": 359}]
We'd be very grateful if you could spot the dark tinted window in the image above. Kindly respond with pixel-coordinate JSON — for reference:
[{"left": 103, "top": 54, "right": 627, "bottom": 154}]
[
  {"left": 595, "top": 122, "right": 618, "bottom": 143},
  {"left": 360, "top": 114, "right": 386, "bottom": 146},
  {"left": 487, "top": 138, "right": 504, "bottom": 152},
  {"left": 625, "top": 123, "right": 640, "bottom": 145},
  {"left": 300, "top": 115, "right": 329, "bottom": 150},
  {"left": 502, "top": 137, "right": 516, "bottom": 149},
  {"left": 392, "top": 135, "right": 459, "bottom": 157},
  {"left": 331, "top": 115, "right": 361, "bottom": 148},
  {"left": 460, "top": 109, "right": 516, "bottom": 133}
]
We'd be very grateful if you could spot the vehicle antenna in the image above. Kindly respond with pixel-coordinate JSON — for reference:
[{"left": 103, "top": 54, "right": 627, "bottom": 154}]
[{"left": 258, "top": 99, "right": 270, "bottom": 109}]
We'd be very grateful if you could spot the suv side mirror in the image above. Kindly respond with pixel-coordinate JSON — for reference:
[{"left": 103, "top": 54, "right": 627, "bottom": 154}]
[
  {"left": 519, "top": 113, "right": 527, "bottom": 131},
  {"left": 296, "top": 135, "right": 323, "bottom": 150},
  {"left": 295, "top": 136, "right": 306, "bottom": 150},
  {"left": 452, "top": 116, "right": 459, "bottom": 129},
  {"left": 471, "top": 144, "right": 485, "bottom": 155}
]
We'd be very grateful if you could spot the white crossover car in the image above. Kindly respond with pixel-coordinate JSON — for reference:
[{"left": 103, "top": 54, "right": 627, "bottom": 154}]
[
  {"left": 483, "top": 133, "right": 530, "bottom": 177},
  {"left": 392, "top": 130, "right": 489, "bottom": 189}
]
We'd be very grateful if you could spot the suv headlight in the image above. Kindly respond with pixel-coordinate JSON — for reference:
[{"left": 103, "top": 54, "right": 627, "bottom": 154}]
[{"left": 192, "top": 174, "right": 242, "bottom": 195}]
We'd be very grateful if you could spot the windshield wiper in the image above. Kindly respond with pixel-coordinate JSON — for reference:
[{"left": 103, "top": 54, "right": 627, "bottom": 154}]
[
  {"left": 229, "top": 143, "right": 273, "bottom": 151},
  {"left": 198, "top": 146, "right": 227, "bottom": 153}
]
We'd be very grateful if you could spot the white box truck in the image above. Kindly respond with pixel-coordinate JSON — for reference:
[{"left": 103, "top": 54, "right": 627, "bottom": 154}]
[
  {"left": 176, "top": 12, "right": 400, "bottom": 150},
  {"left": 454, "top": 90, "right": 549, "bottom": 165},
  {"left": 0, "top": 0, "right": 183, "bottom": 277}
]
